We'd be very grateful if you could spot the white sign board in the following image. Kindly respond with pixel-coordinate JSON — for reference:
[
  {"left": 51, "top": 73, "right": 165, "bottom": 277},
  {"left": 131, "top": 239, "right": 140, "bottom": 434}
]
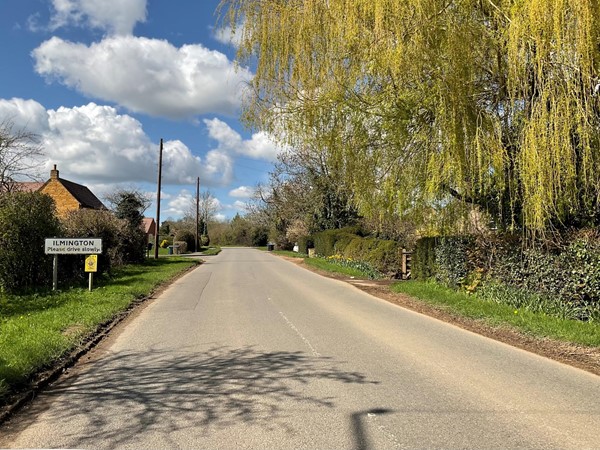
[{"left": 45, "top": 238, "right": 102, "bottom": 254}]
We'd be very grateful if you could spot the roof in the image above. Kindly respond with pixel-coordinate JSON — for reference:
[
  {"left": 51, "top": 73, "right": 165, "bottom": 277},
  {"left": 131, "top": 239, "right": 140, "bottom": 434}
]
[
  {"left": 142, "top": 217, "right": 156, "bottom": 234},
  {"left": 16, "top": 181, "right": 45, "bottom": 192},
  {"left": 57, "top": 178, "right": 106, "bottom": 210},
  {"left": 1, "top": 181, "right": 45, "bottom": 193}
]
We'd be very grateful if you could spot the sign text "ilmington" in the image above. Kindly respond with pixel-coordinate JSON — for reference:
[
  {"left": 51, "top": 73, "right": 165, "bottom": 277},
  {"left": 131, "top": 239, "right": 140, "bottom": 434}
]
[{"left": 45, "top": 238, "right": 103, "bottom": 254}]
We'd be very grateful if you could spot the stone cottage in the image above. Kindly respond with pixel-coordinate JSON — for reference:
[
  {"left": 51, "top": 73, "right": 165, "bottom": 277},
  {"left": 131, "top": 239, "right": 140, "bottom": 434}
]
[{"left": 38, "top": 165, "right": 106, "bottom": 217}]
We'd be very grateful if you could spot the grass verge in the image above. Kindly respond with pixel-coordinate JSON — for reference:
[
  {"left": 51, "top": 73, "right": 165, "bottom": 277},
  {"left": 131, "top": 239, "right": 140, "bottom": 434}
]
[
  {"left": 200, "top": 246, "right": 221, "bottom": 256},
  {"left": 272, "top": 250, "right": 306, "bottom": 258},
  {"left": 392, "top": 281, "right": 600, "bottom": 347},
  {"left": 304, "top": 257, "right": 373, "bottom": 278},
  {"left": 0, "top": 257, "right": 198, "bottom": 401}
]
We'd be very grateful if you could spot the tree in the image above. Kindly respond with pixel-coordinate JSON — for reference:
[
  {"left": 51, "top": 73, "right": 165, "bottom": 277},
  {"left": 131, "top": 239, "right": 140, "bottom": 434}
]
[
  {"left": 0, "top": 120, "right": 44, "bottom": 192},
  {"left": 105, "top": 189, "right": 151, "bottom": 262},
  {"left": 221, "top": 0, "right": 600, "bottom": 235},
  {"left": 246, "top": 144, "right": 360, "bottom": 247},
  {"left": 106, "top": 188, "right": 151, "bottom": 229},
  {"left": 186, "top": 190, "right": 220, "bottom": 239}
]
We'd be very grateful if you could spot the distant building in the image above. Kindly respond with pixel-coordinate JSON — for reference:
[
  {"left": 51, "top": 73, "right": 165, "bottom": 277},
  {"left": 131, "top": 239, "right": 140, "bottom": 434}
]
[
  {"left": 141, "top": 217, "right": 157, "bottom": 243},
  {"left": 5, "top": 181, "right": 45, "bottom": 193},
  {"left": 38, "top": 165, "right": 106, "bottom": 217}
]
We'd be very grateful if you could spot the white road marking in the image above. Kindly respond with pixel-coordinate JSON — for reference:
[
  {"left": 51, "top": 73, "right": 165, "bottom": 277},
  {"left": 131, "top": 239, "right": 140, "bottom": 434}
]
[{"left": 278, "top": 311, "right": 321, "bottom": 357}]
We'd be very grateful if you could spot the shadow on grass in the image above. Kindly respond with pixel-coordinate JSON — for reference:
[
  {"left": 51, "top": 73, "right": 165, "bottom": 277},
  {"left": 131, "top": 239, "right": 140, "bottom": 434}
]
[{"left": 13, "top": 345, "right": 377, "bottom": 447}]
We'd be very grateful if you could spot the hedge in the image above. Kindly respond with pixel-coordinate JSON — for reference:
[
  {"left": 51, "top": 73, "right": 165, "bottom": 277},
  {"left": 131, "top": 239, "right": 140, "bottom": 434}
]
[
  {"left": 311, "top": 228, "right": 403, "bottom": 274},
  {"left": 413, "top": 230, "right": 600, "bottom": 320}
]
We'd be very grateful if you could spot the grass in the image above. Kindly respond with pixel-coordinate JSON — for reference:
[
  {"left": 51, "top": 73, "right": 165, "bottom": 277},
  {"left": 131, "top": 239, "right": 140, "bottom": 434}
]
[
  {"left": 304, "top": 257, "right": 373, "bottom": 278},
  {"left": 0, "top": 257, "right": 198, "bottom": 401},
  {"left": 392, "top": 281, "right": 600, "bottom": 347},
  {"left": 272, "top": 250, "right": 306, "bottom": 258},
  {"left": 200, "top": 246, "right": 221, "bottom": 256}
]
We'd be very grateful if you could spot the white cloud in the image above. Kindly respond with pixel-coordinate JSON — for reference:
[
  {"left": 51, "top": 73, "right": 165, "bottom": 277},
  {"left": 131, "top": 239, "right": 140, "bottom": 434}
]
[
  {"left": 233, "top": 200, "right": 248, "bottom": 210},
  {"left": 49, "top": 0, "right": 147, "bottom": 35},
  {"left": 0, "top": 98, "right": 50, "bottom": 133},
  {"left": 0, "top": 98, "right": 233, "bottom": 187},
  {"left": 229, "top": 186, "right": 254, "bottom": 198},
  {"left": 32, "top": 36, "right": 252, "bottom": 119},
  {"left": 212, "top": 24, "right": 242, "bottom": 47},
  {"left": 163, "top": 190, "right": 194, "bottom": 218},
  {"left": 204, "top": 118, "right": 282, "bottom": 161}
]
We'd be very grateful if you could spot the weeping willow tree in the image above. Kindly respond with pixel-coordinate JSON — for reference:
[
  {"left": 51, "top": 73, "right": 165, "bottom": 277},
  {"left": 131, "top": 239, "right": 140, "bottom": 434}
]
[{"left": 220, "top": 0, "right": 600, "bottom": 235}]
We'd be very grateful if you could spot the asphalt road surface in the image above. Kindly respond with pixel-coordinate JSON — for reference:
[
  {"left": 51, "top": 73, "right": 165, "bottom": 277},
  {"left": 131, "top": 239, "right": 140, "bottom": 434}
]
[{"left": 2, "top": 248, "right": 600, "bottom": 449}]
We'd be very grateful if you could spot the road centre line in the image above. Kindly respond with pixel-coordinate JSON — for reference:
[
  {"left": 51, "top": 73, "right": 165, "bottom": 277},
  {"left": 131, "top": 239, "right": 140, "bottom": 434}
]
[{"left": 277, "top": 309, "right": 322, "bottom": 357}]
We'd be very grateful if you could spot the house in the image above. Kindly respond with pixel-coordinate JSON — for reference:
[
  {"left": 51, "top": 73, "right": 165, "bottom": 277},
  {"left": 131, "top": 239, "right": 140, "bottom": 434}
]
[
  {"left": 141, "top": 217, "right": 157, "bottom": 243},
  {"left": 38, "top": 165, "right": 106, "bottom": 217},
  {"left": 6, "top": 181, "right": 45, "bottom": 193}
]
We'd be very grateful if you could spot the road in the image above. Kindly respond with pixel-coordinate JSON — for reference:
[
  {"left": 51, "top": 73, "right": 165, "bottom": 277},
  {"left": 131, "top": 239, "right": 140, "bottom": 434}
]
[{"left": 2, "top": 248, "right": 600, "bottom": 449}]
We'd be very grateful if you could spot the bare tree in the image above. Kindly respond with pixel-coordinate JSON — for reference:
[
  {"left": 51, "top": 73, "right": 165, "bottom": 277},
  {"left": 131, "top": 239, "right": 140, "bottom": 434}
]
[
  {"left": 186, "top": 190, "right": 220, "bottom": 236},
  {"left": 0, "top": 120, "right": 44, "bottom": 193}
]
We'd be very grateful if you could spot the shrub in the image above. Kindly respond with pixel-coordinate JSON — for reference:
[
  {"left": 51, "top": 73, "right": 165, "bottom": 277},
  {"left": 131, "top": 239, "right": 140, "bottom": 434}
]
[
  {"left": 173, "top": 240, "right": 188, "bottom": 253},
  {"left": 312, "top": 228, "right": 403, "bottom": 275},
  {"left": 412, "top": 237, "right": 438, "bottom": 280},
  {"left": 174, "top": 229, "right": 196, "bottom": 252},
  {"left": 0, "top": 192, "right": 61, "bottom": 292},
  {"left": 297, "top": 236, "right": 314, "bottom": 255},
  {"left": 313, "top": 228, "right": 358, "bottom": 257},
  {"left": 61, "top": 209, "right": 127, "bottom": 275},
  {"left": 435, "top": 236, "right": 474, "bottom": 288},
  {"left": 415, "top": 230, "right": 600, "bottom": 321}
]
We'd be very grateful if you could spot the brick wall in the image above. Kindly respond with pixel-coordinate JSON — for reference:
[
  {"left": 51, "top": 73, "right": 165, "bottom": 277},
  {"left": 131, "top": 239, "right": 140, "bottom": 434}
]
[{"left": 40, "top": 180, "right": 80, "bottom": 217}]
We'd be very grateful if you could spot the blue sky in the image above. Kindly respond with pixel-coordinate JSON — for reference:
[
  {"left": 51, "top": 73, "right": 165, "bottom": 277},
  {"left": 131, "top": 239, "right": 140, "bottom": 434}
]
[{"left": 0, "top": 0, "right": 279, "bottom": 221}]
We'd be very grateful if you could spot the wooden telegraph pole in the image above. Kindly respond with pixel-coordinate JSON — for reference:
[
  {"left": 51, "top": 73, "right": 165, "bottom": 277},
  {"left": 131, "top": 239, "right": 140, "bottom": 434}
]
[
  {"left": 195, "top": 176, "right": 200, "bottom": 252},
  {"left": 153, "top": 139, "right": 163, "bottom": 259}
]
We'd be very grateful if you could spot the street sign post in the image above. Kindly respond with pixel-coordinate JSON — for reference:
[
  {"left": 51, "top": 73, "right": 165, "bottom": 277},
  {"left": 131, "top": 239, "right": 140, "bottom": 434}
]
[
  {"left": 45, "top": 238, "right": 102, "bottom": 290},
  {"left": 85, "top": 255, "right": 98, "bottom": 291}
]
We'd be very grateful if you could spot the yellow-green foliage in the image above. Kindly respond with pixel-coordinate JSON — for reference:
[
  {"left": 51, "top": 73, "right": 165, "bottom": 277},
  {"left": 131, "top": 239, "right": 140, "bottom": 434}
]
[
  {"left": 312, "top": 228, "right": 402, "bottom": 273},
  {"left": 220, "top": 0, "right": 600, "bottom": 234}
]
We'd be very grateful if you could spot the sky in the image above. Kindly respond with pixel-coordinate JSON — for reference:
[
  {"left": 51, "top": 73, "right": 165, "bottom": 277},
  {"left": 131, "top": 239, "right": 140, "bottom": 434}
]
[{"left": 0, "top": 0, "right": 281, "bottom": 221}]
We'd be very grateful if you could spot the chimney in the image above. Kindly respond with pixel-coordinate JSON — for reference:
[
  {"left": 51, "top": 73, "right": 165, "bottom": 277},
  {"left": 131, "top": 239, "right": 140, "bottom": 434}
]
[{"left": 50, "top": 164, "right": 59, "bottom": 180}]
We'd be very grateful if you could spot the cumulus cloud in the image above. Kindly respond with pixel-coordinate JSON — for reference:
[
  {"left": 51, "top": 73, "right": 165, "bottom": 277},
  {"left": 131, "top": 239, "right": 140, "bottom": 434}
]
[
  {"left": 49, "top": 0, "right": 147, "bottom": 35},
  {"left": 163, "top": 189, "right": 194, "bottom": 218},
  {"left": 212, "top": 24, "right": 242, "bottom": 47},
  {"left": 229, "top": 185, "right": 254, "bottom": 198},
  {"left": 204, "top": 118, "right": 282, "bottom": 161},
  {"left": 0, "top": 98, "right": 50, "bottom": 133},
  {"left": 33, "top": 36, "right": 252, "bottom": 119},
  {"left": 0, "top": 98, "right": 233, "bottom": 187}
]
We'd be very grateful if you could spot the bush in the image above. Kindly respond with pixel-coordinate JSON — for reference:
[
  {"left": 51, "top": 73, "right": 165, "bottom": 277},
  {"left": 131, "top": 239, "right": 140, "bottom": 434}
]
[
  {"left": 0, "top": 192, "right": 61, "bottom": 292},
  {"left": 174, "top": 230, "right": 196, "bottom": 252},
  {"left": 435, "top": 236, "right": 474, "bottom": 288},
  {"left": 61, "top": 209, "right": 127, "bottom": 275},
  {"left": 297, "top": 236, "right": 314, "bottom": 255},
  {"left": 313, "top": 228, "right": 358, "bottom": 257},
  {"left": 412, "top": 237, "right": 439, "bottom": 280},
  {"left": 415, "top": 230, "right": 600, "bottom": 321},
  {"left": 173, "top": 240, "right": 188, "bottom": 254},
  {"left": 312, "top": 228, "right": 403, "bottom": 275}
]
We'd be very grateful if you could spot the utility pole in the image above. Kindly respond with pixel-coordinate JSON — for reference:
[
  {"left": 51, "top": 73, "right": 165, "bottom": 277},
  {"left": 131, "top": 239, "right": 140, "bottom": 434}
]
[
  {"left": 153, "top": 138, "right": 163, "bottom": 259},
  {"left": 196, "top": 176, "right": 200, "bottom": 252}
]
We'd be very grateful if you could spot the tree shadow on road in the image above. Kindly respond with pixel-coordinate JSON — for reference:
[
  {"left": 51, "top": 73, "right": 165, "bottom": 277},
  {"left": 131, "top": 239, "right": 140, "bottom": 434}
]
[{"left": 10, "top": 345, "right": 377, "bottom": 447}]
